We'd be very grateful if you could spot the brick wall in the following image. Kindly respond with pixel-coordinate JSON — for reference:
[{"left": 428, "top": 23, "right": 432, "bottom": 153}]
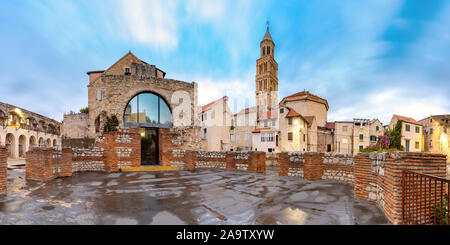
[
  {"left": 26, "top": 147, "right": 73, "bottom": 182},
  {"left": 169, "top": 150, "right": 266, "bottom": 173},
  {"left": 25, "top": 128, "right": 141, "bottom": 181},
  {"left": 278, "top": 152, "right": 354, "bottom": 183},
  {"left": 0, "top": 147, "right": 7, "bottom": 194},
  {"left": 354, "top": 152, "right": 447, "bottom": 224}
]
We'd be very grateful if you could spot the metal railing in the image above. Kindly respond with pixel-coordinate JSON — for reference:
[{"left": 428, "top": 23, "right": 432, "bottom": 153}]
[{"left": 402, "top": 170, "right": 449, "bottom": 225}]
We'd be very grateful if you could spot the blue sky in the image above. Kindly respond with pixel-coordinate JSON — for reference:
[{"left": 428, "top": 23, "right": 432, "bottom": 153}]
[{"left": 1, "top": 0, "right": 449, "bottom": 124}]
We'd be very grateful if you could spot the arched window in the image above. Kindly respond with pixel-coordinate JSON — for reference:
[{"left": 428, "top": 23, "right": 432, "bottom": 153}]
[
  {"left": 268, "top": 46, "right": 271, "bottom": 55},
  {"left": 124, "top": 92, "right": 172, "bottom": 128}
]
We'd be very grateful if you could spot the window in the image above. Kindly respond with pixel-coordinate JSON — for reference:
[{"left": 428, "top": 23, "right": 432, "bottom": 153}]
[
  {"left": 230, "top": 134, "right": 234, "bottom": 142},
  {"left": 245, "top": 116, "right": 249, "bottom": 126},
  {"left": 125, "top": 68, "right": 131, "bottom": 75},
  {"left": 376, "top": 126, "right": 379, "bottom": 131},
  {"left": 288, "top": 132, "right": 293, "bottom": 141},
  {"left": 272, "top": 119, "right": 276, "bottom": 127},
  {"left": 430, "top": 128, "right": 433, "bottom": 134},
  {"left": 303, "top": 134, "right": 306, "bottom": 142},
  {"left": 359, "top": 134, "right": 364, "bottom": 141},
  {"left": 415, "top": 141, "right": 419, "bottom": 149},
  {"left": 267, "top": 46, "right": 271, "bottom": 55},
  {"left": 236, "top": 134, "right": 240, "bottom": 142},
  {"left": 97, "top": 89, "right": 103, "bottom": 101},
  {"left": 288, "top": 118, "right": 293, "bottom": 125},
  {"left": 203, "top": 128, "right": 207, "bottom": 139},
  {"left": 245, "top": 133, "right": 249, "bottom": 141},
  {"left": 415, "top": 126, "right": 420, "bottom": 133},
  {"left": 261, "top": 133, "right": 274, "bottom": 142},
  {"left": 264, "top": 120, "right": 268, "bottom": 127},
  {"left": 280, "top": 108, "right": 284, "bottom": 113},
  {"left": 124, "top": 92, "right": 173, "bottom": 127},
  {"left": 370, "top": 136, "right": 377, "bottom": 141},
  {"left": 405, "top": 124, "right": 410, "bottom": 132},
  {"left": 359, "top": 146, "right": 363, "bottom": 151}
]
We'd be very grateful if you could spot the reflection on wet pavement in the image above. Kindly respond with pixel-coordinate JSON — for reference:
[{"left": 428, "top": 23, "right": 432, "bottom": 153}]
[{"left": 0, "top": 168, "right": 389, "bottom": 225}]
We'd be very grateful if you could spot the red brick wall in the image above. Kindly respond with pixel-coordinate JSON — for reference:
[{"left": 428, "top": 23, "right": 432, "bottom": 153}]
[
  {"left": 303, "top": 153, "right": 324, "bottom": 181},
  {"left": 159, "top": 128, "right": 180, "bottom": 166},
  {"left": 247, "top": 152, "right": 266, "bottom": 173},
  {"left": 0, "top": 147, "right": 7, "bottom": 195},
  {"left": 94, "top": 128, "right": 141, "bottom": 171},
  {"left": 25, "top": 148, "right": 73, "bottom": 182},
  {"left": 354, "top": 152, "right": 447, "bottom": 224}
]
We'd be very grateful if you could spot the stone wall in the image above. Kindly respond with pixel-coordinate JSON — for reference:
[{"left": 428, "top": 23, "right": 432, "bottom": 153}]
[
  {"left": 279, "top": 152, "right": 354, "bottom": 183},
  {"left": 159, "top": 127, "right": 206, "bottom": 166},
  {"left": 25, "top": 128, "right": 141, "bottom": 181},
  {"left": 168, "top": 149, "right": 266, "bottom": 173},
  {"left": 61, "top": 113, "right": 90, "bottom": 139},
  {"left": 354, "top": 152, "right": 447, "bottom": 224},
  {"left": 0, "top": 147, "right": 7, "bottom": 194}
]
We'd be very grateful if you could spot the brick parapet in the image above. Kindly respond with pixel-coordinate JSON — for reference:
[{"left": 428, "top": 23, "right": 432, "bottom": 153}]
[
  {"left": 354, "top": 152, "right": 447, "bottom": 225},
  {"left": 0, "top": 147, "right": 7, "bottom": 194}
]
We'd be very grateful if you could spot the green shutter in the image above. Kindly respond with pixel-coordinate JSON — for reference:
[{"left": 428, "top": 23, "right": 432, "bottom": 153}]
[
  {"left": 376, "top": 126, "right": 379, "bottom": 131},
  {"left": 359, "top": 134, "right": 363, "bottom": 140}
]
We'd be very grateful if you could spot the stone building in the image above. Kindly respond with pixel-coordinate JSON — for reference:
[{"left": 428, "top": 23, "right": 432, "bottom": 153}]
[
  {"left": 334, "top": 119, "right": 385, "bottom": 154},
  {"left": 62, "top": 51, "right": 205, "bottom": 165},
  {"left": 389, "top": 114, "right": 423, "bottom": 152},
  {"left": 198, "top": 96, "right": 233, "bottom": 151},
  {"left": 62, "top": 112, "right": 90, "bottom": 139},
  {"left": 0, "top": 102, "right": 61, "bottom": 159},
  {"left": 230, "top": 106, "right": 257, "bottom": 151},
  {"left": 420, "top": 114, "right": 449, "bottom": 163}
]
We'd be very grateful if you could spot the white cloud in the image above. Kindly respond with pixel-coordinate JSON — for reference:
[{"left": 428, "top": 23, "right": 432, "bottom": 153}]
[
  {"left": 120, "top": 0, "right": 178, "bottom": 49},
  {"left": 185, "top": 0, "right": 225, "bottom": 21},
  {"left": 195, "top": 74, "right": 255, "bottom": 113}
]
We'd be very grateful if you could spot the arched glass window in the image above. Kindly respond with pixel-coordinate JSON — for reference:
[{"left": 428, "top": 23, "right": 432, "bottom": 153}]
[{"left": 124, "top": 92, "right": 173, "bottom": 128}]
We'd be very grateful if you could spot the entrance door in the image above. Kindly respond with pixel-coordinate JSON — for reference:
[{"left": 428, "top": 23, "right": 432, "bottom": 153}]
[
  {"left": 405, "top": 140, "right": 410, "bottom": 152},
  {"left": 141, "top": 128, "right": 159, "bottom": 165}
]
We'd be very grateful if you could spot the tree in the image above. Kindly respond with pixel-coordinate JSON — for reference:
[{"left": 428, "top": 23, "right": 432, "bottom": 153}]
[
  {"left": 103, "top": 115, "right": 119, "bottom": 132},
  {"left": 391, "top": 120, "right": 404, "bottom": 151},
  {"left": 80, "top": 107, "right": 89, "bottom": 114}
]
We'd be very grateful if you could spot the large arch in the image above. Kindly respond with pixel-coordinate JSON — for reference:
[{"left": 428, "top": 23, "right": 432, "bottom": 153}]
[
  {"left": 18, "top": 135, "right": 27, "bottom": 158},
  {"left": 29, "top": 135, "right": 37, "bottom": 148},
  {"left": 6, "top": 133, "right": 15, "bottom": 158},
  {"left": 52, "top": 139, "right": 57, "bottom": 147},
  {"left": 123, "top": 91, "right": 173, "bottom": 128},
  {"left": 123, "top": 92, "right": 173, "bottom": 166},
  {"left": 38, "top": 137, "right": 44, "bottom": 147},
  {"left": 46, "top": 138, "right": 51, "bottom": 147}
]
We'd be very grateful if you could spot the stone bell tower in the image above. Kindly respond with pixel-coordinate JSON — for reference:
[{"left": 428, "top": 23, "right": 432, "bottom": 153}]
[{"left": 256, "top": 22, "right": 279, "bottom": 118}]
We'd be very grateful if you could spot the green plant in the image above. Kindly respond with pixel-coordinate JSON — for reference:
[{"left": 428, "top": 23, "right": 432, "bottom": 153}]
[
  {"left": 391, "top": 120, "right": 403, "bottom": 151},
  {"left": 432, "top": 195, "right": 448, "bottom": 225},
  {"left": 103, "top": 115, "right": 119, "bottom": 132},
  {"left": 79, "top": 107, "right": 89, "bottom": 114}
]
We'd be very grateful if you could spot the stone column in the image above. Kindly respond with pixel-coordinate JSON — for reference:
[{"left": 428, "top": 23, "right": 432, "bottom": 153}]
[
  {"left": 184, "top": 150, "right": 197, "bottom": 170},
  {"left": 303, "top": 152, "right": 324, "bottom": 181},
  {"left": 278, "top": 152, "right": 289, "bottom": 176},
  {"left": 0, "top": 146, "right": 7, "bottom": 194}
]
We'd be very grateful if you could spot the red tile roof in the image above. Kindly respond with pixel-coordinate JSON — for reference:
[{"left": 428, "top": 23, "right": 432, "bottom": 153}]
[
  {"left": 252, "top": 127, "right": 277, "bottom": 133},
  {"left": 279, "top": 91, "right": 329, "bottom": 110},
  {"left": 326, "top": 122, "right": 335, "bottom": 129},
  {"left": 285, "top": 108, "right": 301, "bottom": 118},
  {"left": 198, "top": 96, "right": 227, "bottom": 113},
  {"left": 303, "top": 116, "right": 315, "bottom": 125},
  {"left": 393, "top": 114, "right": 422, "bottom": 126}
]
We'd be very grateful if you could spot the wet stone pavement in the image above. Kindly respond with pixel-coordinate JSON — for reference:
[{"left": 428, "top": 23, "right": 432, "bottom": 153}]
[{"left": 0, "top": 167, "right": 389, "bottom": 225}]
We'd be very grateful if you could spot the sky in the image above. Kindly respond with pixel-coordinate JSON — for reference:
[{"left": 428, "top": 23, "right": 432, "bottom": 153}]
[{"left": 0, "top": 0, "right": 449, "bottom": 125}]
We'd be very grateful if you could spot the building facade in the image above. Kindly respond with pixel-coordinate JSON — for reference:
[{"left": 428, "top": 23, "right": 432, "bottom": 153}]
[
  {"left": 230, "top": 106, "right": 257, "bottom": 151},
  {"left": 334, "top": 119, "right": 385, "bottom": 154},
  {"left": 198, "top": 96, "right": 233, "bottom": 151},
  {"left": 0, "top": 102, "right": 61, "bottom": 159},
  {"left": 62, "top": 51, "right": 205, "bottom": 165},
  {"left": 389, "top": 115, "right": 423, "bottom": 152},
  {"left": 420, "top": 115, "right": 449, "bottom": 163}
]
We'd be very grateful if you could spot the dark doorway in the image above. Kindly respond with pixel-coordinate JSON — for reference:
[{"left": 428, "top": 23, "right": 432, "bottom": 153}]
[{"left": 141, "top": 128, "right": 159, "bottom": 165}]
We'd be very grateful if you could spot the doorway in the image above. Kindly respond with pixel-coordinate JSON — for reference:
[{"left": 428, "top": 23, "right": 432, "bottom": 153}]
[
  {"left": 405, "top": 140, "right": 410, "bottom": 152},
  {"left": 140, "top": 128, "right": 159, "bottom": 165}
]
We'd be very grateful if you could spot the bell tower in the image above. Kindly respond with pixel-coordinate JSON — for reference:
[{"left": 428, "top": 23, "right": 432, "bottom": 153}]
[{"left": 256, "top": 22, "right": 278, "bottom": 118}]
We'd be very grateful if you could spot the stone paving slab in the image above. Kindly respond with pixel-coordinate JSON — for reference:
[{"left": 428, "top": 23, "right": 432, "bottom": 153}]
[{"left": 0, "top": 168, "right": 389, "bottom": 225}]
